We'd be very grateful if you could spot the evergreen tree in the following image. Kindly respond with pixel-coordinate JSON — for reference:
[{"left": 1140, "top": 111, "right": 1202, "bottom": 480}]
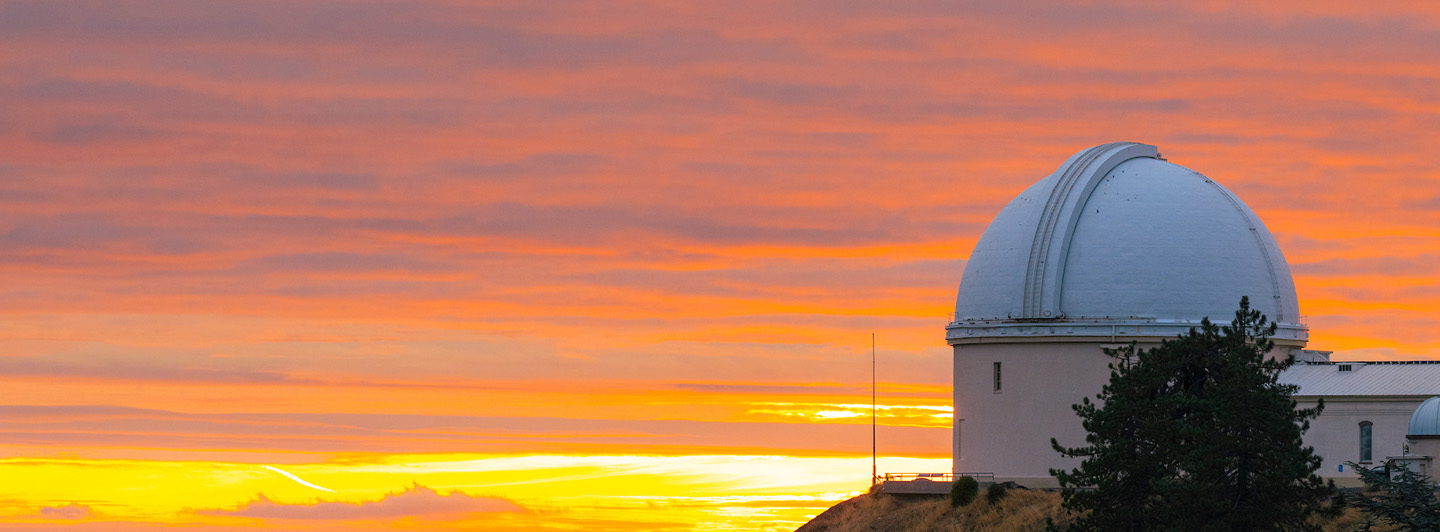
[
  {"left": 1349, "top": 461, "right": 1440, "bottom": 532},
  {"left": 1050, "top": 297, "right": 1337, "bottom": 531}
]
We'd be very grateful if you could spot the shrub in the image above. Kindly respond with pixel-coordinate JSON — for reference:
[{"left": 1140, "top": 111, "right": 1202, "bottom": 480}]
[
  {"left": 986, "top": 482, "right": 1007, "bottom": 504},
  {"left": 950, "top": 476, "right": 979, "bottom": 507}
]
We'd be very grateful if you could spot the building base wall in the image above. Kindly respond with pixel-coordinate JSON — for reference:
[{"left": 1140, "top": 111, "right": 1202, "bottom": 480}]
[
  {"left": 952, "top": 341, "right": 1131, "bottom": 479},
  {"left": 952, "top": 339, "right": 1322, "bottom": 486}
]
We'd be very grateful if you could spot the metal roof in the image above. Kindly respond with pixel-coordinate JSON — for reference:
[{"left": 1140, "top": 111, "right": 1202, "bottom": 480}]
[
  {"left": 1411, "top": 397, "right": 1440, "bottom": 436},
  {"left": 1279, "top": 361, "right": 1440, "bottom": 397}
]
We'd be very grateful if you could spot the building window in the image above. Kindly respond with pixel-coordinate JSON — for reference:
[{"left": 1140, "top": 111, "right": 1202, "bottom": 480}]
[
  {"left": 1359, "top": 421, "right": 1373, "bottom": 463},
  {"left": 993, "top": 362, "right": 1002, "bottom": 393}
]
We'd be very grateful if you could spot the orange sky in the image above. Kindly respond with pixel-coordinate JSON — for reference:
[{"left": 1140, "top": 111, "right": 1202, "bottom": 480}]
[{"left": 2, "top": 0, "right": 1440, "bottom": 529}]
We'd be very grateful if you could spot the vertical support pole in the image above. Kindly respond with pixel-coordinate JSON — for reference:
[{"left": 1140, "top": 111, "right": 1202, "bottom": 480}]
[{"left": 872, "top": 333, "right": 877, "bottom": 486}]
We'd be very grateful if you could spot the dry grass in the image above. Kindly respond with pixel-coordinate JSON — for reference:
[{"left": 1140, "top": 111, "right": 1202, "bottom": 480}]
[
  {"left": 1320, "top": 506, "right": 1369, "bottom": 532},
  {"left": 796, "top": 489, "right": 1365, "bottom": 532}
]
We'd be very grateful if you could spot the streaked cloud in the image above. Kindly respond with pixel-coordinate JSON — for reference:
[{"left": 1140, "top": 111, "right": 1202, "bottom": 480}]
[{"left": 0, "top": 403, "right": 950, "bottom": 456}]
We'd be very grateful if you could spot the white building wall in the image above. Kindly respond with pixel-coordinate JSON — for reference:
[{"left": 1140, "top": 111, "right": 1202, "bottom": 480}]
[
  {"left": 952, "top": 341, "right": 1393, "bottom": 488},
  {"left": 952, "top": 341, "right": 1136, "bottom": 486},
  {"left": 1297, "top": 397, "right": 1424, "bottom": 486}
]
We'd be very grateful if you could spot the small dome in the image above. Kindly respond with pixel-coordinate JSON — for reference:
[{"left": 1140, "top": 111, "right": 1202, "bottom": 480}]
[
  {"left": 1410, "top": 396, "right": 1440, "bottom": 437},
  {"left": 949, "top": 142, "right": 1305, "bottom": 343}
]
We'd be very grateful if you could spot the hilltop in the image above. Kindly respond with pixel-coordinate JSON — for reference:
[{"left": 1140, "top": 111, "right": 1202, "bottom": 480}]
[{"left": 795, "top": 488, "right": 1368, "bottom": 532}]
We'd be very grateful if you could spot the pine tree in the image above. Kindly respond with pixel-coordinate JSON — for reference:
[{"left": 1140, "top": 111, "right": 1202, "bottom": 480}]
[
  {"left": 1050, "top": 297, "right": 1338, "bottom": 531},
  {"left": 1349, "top": 461, "right": 1440, "bottom": 532}
]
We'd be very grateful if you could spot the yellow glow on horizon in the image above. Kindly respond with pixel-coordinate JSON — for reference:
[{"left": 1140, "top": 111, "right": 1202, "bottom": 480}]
[{"left": 0, "top": 453, "right": 948, "bottom": 530}]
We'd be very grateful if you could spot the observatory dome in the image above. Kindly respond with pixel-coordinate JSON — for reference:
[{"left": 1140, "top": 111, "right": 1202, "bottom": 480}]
[
  {"left": 948, "top": 142, "right": 1305, "bottom": 344},
  {"left": 1411, "top": 396, "right": 1440, "bottom": 437}
]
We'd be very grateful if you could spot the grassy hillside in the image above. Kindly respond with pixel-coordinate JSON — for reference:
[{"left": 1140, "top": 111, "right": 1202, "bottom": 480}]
[
  {"left": 796, "top": 488, "right": 1071, "bottom": 532},
  {"left": 796, "top": 488, "right": 1369, "bottom": 532}
]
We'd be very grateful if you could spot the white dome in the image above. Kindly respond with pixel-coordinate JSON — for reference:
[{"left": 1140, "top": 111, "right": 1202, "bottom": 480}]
[
  {"left": 1410, "top": 396, "right": 1440, "bottom": 437},
  {"left": 948, "top": 142, "right": 1305, "bottom": 344}
]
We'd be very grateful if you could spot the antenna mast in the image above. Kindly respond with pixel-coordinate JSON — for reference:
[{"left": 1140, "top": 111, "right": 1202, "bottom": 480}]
[{"left": 872, "top": 332, "right": 877, "bottom": 486}]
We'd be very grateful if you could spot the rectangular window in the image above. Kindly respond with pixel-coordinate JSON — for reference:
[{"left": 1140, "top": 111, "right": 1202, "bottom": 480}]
[
  {"left": 993, "top": 362, "right": 1002, "bottom": 393},
  {"left": 1359, "top": 423, "right": 1373, "bottom": 462}
]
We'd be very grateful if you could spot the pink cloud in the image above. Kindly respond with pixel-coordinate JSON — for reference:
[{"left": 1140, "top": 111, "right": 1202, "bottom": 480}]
[
  {"left": 205, "top": 485, "right": 524, "bottom": 520},
  {"left": 36, "top": 503, "right": 93, "bottom": 519}
]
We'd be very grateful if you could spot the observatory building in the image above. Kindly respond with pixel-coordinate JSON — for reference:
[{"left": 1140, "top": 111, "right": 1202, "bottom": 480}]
[{"left": 948, "top": 142, "right": 1440, "bottom": 487}]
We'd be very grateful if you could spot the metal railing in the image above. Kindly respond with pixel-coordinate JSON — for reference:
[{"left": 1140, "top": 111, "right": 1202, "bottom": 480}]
[{"left": 881, "top": 472, "right": 994, "bottom": 483}]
